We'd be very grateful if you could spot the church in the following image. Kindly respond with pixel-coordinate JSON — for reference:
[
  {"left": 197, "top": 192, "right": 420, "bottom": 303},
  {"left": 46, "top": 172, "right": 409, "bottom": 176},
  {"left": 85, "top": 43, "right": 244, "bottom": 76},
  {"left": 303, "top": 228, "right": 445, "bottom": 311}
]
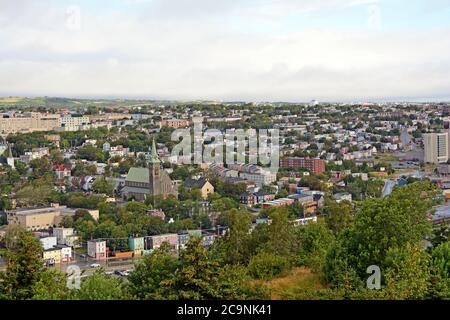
[{"left": 122, "top": 140, "right": 178, "bottom": 202}]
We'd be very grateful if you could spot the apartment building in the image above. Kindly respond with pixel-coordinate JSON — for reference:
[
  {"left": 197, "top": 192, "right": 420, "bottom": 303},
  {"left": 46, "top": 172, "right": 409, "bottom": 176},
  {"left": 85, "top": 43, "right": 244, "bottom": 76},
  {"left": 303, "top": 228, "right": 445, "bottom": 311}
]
[
  {"left": 280, "top": 157, "right": 326, "bottom": 175},
  {"left": 239, "top": 170, "right": 277, "bottom": 187},
  {"left": 59, "top": 114, "right": 90, "bottom": 131},
  {"left": 0, "top": 112, "right": 60, "bottom": 134},
  {"left": 424, "top": 133, "right": 449, "bottom": 164}
]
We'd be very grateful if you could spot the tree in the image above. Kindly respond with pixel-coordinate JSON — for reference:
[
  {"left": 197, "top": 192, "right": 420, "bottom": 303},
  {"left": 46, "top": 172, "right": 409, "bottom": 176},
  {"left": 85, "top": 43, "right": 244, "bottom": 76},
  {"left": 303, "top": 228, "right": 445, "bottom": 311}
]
[
  {"left": 71, "top": 271, "right": 125, "bottom": 300},
  {"left": 59, "top": 215, "right": 74, "bottom": 228},
  {"left": 264, "top": 207, "right": 297, "bottom": 259},
  {"left": 77, "top": 145, "right": 106, "bottom": 162},
  {"left": 429, "top": 241, "right": 450, "bottom": 299},
  {"left": 125, "top": 201, "right": 150, "bottom": 214},
  {"left": 127, "top": 246, "right": 179, "bottom": 299},
  {"left": 381, "top": 243, "right": 432, "bottom": 299},
  {"left": 247, "top": 251, "right": 291, "bottom": 280},
  {"left": 324, "top": 181, "right": 439, "bottom": 289},
  {"left": 173, "top": 237, "right": 220, "bottom": 299},
  {"left": 31, "top": 270, "right": 69, "bottom": 300},
  {"left": 296, "top": 221, "right": 335, "bottom": 272},
  {"left": 92, "top": 177, "right": 114, "bottom": 196},
  {"left": 0, "top": 226, "right": 44, "bottom": 300},
  {"left": 324, "top": 199, "right": 354, "bottom": 235},
  {"left": 15, "top": 184, "right": 58, "bottom": 207},
  {"left": 210, "top": 209, "right": 253, "bottom": 265}
]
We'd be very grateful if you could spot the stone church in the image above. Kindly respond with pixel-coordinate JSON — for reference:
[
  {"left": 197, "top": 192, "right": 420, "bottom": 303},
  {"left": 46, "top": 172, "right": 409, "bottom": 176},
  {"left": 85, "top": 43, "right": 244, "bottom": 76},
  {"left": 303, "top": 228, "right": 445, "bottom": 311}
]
[{"left": 123, "top": 140, "right": 178, "bottom": 202}]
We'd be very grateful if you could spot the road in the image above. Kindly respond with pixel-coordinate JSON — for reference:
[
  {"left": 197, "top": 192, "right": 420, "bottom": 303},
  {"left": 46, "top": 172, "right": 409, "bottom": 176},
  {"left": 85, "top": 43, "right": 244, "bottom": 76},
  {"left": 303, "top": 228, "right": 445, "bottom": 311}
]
[
  {"left": 382, "top": 179, "right": 396, "bottom": 197},
  {"left": 0, "top": 252, "right": 136, "bottom": 275}
]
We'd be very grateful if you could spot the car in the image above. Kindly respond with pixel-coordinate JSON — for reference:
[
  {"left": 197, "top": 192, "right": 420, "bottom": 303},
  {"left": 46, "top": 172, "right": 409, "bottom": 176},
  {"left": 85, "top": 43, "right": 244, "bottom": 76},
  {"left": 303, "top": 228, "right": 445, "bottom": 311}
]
[
  {"left": 90, "top": 263, "right": 101, "bottom": 268},
  {"left": 114, "top": 270, "right": 124, "bottom": 276}
]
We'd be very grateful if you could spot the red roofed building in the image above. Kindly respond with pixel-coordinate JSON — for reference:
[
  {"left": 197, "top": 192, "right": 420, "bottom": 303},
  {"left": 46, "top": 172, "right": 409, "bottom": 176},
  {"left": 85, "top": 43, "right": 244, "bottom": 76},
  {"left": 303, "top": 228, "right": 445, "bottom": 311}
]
[{"left": 53, "top": 165, "right": 71, "bottom": 180}]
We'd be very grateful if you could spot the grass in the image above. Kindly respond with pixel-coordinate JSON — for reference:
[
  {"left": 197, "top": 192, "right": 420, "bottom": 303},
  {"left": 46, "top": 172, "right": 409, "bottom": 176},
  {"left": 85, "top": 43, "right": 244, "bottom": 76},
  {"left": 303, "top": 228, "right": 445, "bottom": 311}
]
[
  {"left": 256, "top": 267, "right": 329, "bottom": 300},
  {"left": 0, "top": 97, "right": 24, "bottom": 103},
  {"left": 374, "top": 153, "right": 399, "bottom": 163}
]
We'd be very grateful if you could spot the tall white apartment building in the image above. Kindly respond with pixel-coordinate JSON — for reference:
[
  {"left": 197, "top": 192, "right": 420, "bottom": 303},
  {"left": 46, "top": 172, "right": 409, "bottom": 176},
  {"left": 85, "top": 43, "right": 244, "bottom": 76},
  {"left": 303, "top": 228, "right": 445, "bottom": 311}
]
[
  {"left": 424, "top": 132, "right": 449, "bottom": 164},
  {"left": 59, "top": 114, "right": 90, "bottom": 131}
]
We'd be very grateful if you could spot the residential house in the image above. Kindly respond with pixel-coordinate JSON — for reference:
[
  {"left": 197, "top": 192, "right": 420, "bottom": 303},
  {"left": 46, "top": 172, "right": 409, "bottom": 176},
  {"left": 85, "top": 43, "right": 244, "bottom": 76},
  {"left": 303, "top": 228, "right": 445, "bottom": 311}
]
[
  {"left": 184, "top": 178, "right": 214, "bottom": 200},
  {"left": 87, "top": 240, "right": 107, "bottom": 260}
]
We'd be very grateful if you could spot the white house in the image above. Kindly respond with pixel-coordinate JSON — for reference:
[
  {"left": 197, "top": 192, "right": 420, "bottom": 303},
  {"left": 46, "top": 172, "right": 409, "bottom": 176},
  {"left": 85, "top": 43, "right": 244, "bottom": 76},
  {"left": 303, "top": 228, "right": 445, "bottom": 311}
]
[{"left": 40, "top": 236, "right": 57, "bottom": 250}]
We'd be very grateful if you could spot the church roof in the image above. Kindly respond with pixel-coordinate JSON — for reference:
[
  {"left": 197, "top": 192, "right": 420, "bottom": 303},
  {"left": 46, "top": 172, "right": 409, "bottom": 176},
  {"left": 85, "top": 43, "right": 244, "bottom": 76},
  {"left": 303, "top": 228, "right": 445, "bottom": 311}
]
[{"left": 125, "top": 167, "right": 149, "bottom": 183}]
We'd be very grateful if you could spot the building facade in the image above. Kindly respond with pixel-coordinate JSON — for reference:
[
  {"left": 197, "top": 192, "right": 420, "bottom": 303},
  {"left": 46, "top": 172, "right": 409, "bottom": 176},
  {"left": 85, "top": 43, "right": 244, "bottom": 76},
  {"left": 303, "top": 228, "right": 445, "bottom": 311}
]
[
  {"left": 0, "top": 112, "right": 60, "bottom": 134},
  {"left": 87, "top": 240, "right": 107, "bottom": 260},
  {"left": 160, "top": 118, "right": 190, "bottom": 129},
  {"left": 424, "top": 133, "right": 449, "bottom": 164},
  {"left": 280, "top": 157, "right": 326, "bottom": 175}
]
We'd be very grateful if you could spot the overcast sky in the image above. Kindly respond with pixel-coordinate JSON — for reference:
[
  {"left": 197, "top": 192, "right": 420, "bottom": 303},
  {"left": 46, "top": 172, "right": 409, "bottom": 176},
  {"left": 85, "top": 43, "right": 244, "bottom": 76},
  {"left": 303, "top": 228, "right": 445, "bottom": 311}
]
[{"left": 0, "top": 0, "right": 450, "bottom": 102}]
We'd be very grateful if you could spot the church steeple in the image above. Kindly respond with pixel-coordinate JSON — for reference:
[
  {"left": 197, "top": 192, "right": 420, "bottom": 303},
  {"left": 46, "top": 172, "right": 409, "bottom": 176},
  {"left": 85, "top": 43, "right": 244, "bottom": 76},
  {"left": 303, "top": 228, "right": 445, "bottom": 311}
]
[
  {"left": 7, "top": 145, "right": 13, "bottom": 159},
  {"left": 149, "top": 139, "right": 160, "bottom": 164},
  {"left": 6, "top": 145, "right": 14, "bottom": 169}
]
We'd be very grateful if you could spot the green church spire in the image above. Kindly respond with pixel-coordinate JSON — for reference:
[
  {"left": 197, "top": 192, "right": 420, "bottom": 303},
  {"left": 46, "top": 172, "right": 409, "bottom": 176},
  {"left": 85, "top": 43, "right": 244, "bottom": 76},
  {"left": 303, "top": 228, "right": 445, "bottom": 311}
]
[{"left": 149, "top": 139, "right": 160, "bottom": 164}]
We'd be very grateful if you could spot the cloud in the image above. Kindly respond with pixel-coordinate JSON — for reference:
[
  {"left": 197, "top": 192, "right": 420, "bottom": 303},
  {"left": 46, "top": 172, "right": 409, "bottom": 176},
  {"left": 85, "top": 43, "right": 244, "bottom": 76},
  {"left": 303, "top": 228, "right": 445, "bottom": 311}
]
[{"left": 0, "top": 0, "right": 449, "bottom": 101}]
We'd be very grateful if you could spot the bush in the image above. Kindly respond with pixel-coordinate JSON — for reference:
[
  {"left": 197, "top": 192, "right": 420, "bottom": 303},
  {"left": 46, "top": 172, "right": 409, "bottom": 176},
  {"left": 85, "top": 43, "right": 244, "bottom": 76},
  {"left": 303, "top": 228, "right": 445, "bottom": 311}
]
[{"left": 248, "top": 252, "right": 291, "bottom": 280}]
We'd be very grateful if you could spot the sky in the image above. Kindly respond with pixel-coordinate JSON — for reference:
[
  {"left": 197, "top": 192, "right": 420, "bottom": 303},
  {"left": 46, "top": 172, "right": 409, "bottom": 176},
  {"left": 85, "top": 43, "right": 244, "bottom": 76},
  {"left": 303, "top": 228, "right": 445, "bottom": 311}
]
[{"left": 0, "top": 0, "right": 450, "bottom": 102}]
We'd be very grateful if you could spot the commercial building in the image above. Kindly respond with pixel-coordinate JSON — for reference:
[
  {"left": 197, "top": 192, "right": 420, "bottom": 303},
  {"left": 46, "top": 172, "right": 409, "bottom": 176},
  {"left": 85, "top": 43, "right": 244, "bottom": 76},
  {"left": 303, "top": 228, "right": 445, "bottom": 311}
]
[
  {"left": 7, "top": 206, "right": 63, "bottom": 231},
  {"left": 280, "top": 157, "right": 326, "bottom": 175},
  {"left": 57, "top": 245, "right": 72, "bottom": 263},
  {"left": 0, "top": 112, "right": 60, "bottom": 134},
  {"left": 262, "top": 198, "right": 295, "bottom": 209},
  {"left": 6, "top": 204, "right": 99, "bottom": 231},
  {"left": 160, "top": 118, "right": 190, "bottom": 129},
  {"left": 424, "top": 132, "right": 449, "bottom": 164},
  {"left": 43, "top": 248, "right": 62, "bottom": 265}
]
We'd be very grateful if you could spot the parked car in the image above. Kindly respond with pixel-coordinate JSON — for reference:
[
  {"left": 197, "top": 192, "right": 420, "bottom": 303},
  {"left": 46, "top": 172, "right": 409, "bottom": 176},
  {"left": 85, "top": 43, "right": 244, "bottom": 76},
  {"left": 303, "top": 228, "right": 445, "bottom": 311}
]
[
  {"left": 114, "top": 270, "right": 124, "bottom": 276},
  {"left": 90, "top": 263, "right": 101, "bottom": 268}
]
